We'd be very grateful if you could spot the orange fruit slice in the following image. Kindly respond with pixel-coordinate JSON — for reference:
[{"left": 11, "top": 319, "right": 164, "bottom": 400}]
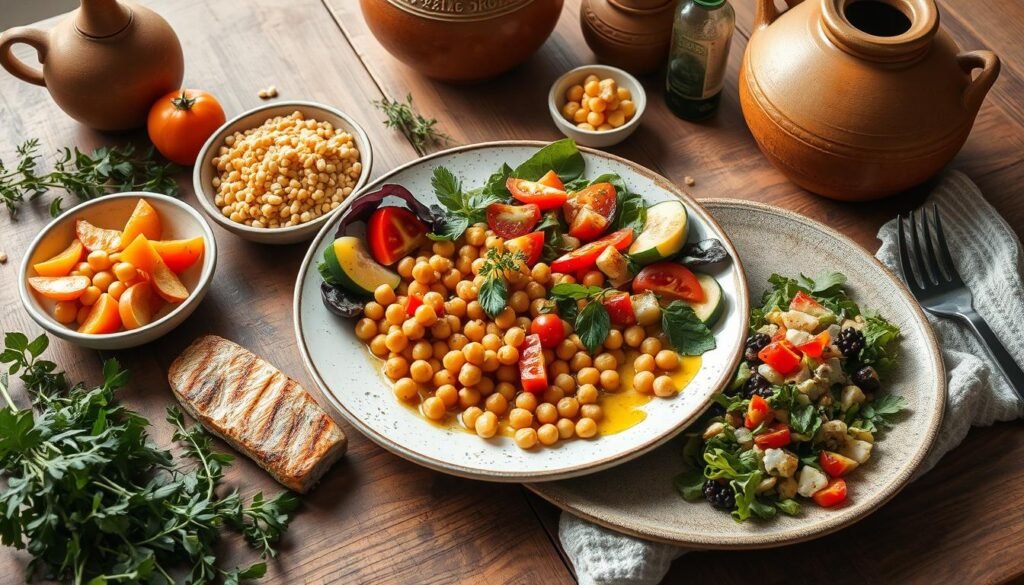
[
  {"left": 76, "top": 219, "right": 122, "bottom": 252},
  {"left": 33, "top": 239, "right": 85, "bottom": 277},
  {"left": 118, "top": 282, "right": 154, "bottom": 330},
  {"left": 78, "top": 293, "right": 121, "bottom": 334},
  {"left": 150, "top": 236, "right": 204, "bottom": 273},
  {"left": 118, "top": 235, "right": 189, "bottom": 303},
  {"left": 120, "top": 199, "right": 162, "bottom": 248},
  {"left": 27, "top": 275, "right": 90, "bottom": 301}
]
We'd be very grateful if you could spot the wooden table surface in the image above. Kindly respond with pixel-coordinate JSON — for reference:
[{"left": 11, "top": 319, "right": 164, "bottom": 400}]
[{"left": 1, "top": 0, "right": 1022, "bottom": 583}]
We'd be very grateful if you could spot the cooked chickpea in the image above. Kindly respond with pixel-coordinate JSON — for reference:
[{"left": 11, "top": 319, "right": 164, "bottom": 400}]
[
  {"left": 443, "top": 350, "right": 466, "bottom": 373},
  {"left": 53, "top": 301, "right": 78, "bottom": 324},
  {"left": 464, "top": 320, "right": 486, "bottom": 342},
  {"left": 411, "top": 341, "right": 433, "bottom": 360},
  {"left": 534, "top": 402, "right": 557, "bottom": 424},
  {"left": 493, "top": 307, "right": 516, "bottom": 329},
  {"left": 641, "top": 337, "right": 663, "bottom": 356},
  {"left": 385, "top": 356, "right": 409, "bottom": 380},
  {"left": 620, "top": 99, "right": 636, "bottom": 118},
  {"left": 655, "top": 350, "right": 680, "bottom": 371},
  {"left": 459, "top": 386, "right": 482, "bottom": 409},
  {"left": 653, "top": 375, "right": 677, "bottom": 397},
  {"left": 508, "top": 407, "right": 534, "bottom": 429},
  {"left": 433, "top": 370, "right": 455, "bottom": 387},
  {"left": 363, "top": 301, "right": 384, "bottom": 321},
  {"left": 446, "top": 297, "right": 467, "bottom": 317},
  {"left": 355, "top": 318, "right": 378, "bottom": 340},
  {"left": 624, "top": 326, "right": 645, "bottom": 347},
  {"left": 481, "top": 350, "right": 500, "bottom": 372},
  {"left": 515, "top": 427, "right": 538, "bottom": 449},
  {"left": 408, "top": 281, "right": 430, "bottom": 298},
  {"left": 91, "top": 270, "right": 114, "bottom": 292},
  {"left": 497, "top": 345, "right": 519, "bottom": 365},
  {"left": 385, "top": 304, "right": 406, "bottom": 326},
  {"left": 430, "top": 319, "right": 452, "bottom": 339},
  {"left": 584, "top": 79, "right": 601, "bottom": 96},
  {"left": 413, "top": 304, "right": 438, "bottom": 327},
  {"left": 393, "top": 377, "right": 419, "bottom": 401},
  {"left": 79, "top": 286, "right": 101, "bottom": 306},
  {"left": 433, "top": 384, "right": 457, "bottom": 408},
  {"left": 482, "top": 333, "right": 502, "bottom": 351},
  {"left": 633, "top": 371, "right": 656, "bottom": 394},
  {"left": 577, "top": 367, "right": 600, "bottom": 386},
  {"left": 634, "top": 353, "right": 656, "bottom": 373},
  {"left": 402, "top": 320, "right": 425, "bottom": 341},
  {"left": 448, "top": 333, "right": 469, "bottom": 351},
  {"left": 542, "top": 386, "right": 564, "bottom": 405},
  {"left": 557, "top": 396, "right": 580, "bottom": 418},
  {"left": 599, "top": 369, "right": 620, "bottom": 391},
  {"left": 462, "top": 406, "right": 483, "bottom": 430},
  {"left": 556, "top": 418, "right": 576, "bottom": 439},
  {"left": 507, "top": 290, "right": 530, "bottom": 314},
  {"left": 553, "top": 373, "right": 575, "bottom": 393},
  {"left": 577, "top": 383, "right": 599, "bottom": 404},
  {"left": 112, "top": 261, "right": 137, "bottom": 283},
  {"left": 550, "top": 360, "right": 570, "bottom": 378},
  {"left": 576, "top": 417, "right": 598, "bottom": 438},
  {"left": 422, "top": 396, "right": 446, "bottom": 420},
  {"left": 485, "top": 393, "right": 508, "bottom": 415},
  {"left": 475, "top": 411, "right": 498, "bottom": 438},
  {"left": 581, "top": 404, "right": 603, "bottom": 422},
  {"left": 604, "top": 329, "right": 624, "bottom": 350},
  {"left": 397, "top": 257, "right": 416, "bottom": 279},
  {"left": 76, "top": 305, "right": 90, "bottom": 324},
  {"left": 86, "top": 250, "right": 111, "bottom": 271},
  {"left": 555, "top": 339, "right": 576, "bottom": 361},
  {"left": 516, "top": 392, "right": 539, "bottom": 412},
  {"left": 462, "top": 342, "right": 485, "bottom": 365},
  {"left": 459, "top": 363, "right": 482, "bottom": 387},
  {"left": 594, "top": 353, "right": 618, "bottom": 372},
  {"left": 369, "top": 334, "right": 389, "bottom": 357},
  {"left": 107, "top": 281, "right": 126, "bottom": 301},
  {"left": 569, "top": 353, "right": 592, "bottom": 372},
  {"left": 537, "top": 424, "right": 559, "bottom": 445}
]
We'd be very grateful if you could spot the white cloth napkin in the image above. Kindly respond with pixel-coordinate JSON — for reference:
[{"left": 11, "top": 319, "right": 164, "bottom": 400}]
[{"left": 558, "top": 171, "right": 1024, "bottom": 585}]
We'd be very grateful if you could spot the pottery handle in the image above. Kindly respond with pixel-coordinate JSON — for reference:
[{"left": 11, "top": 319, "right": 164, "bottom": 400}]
[
  {"left": 754, "top": 0, "right": 804, "bottom": 30},
  {"left": 0, "top": 27, "right": 49, "bottom": 87},
  {"left": 957, "top": 50, "right": 1000, "bottom": 113}
]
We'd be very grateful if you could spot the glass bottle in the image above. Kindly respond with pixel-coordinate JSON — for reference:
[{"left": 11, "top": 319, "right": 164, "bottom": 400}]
[{"left": 665, "top": 0, "right": 736, "bottom": 121}]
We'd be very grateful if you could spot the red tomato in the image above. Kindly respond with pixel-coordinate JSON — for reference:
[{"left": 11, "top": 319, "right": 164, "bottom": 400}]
[
  {"left": 506, "top": 177, "right": 568, "bottom": 210},
  {"left": 564, "top": 183, "right": 616, "bottom": 241},
  {"left": 602, "top": 292, "right": 636, "bottom": 326},
  {"left": 504, "top": 231, "right": 545, "bottom": 267},
  {"left": 796, "top": 331, "right": 831, "bottom": 359},
  {"left": 744, "top": 394, "right": 772, "bottom": 429},
  {"left": 147, "top": 89, "right": 226, "bottom": 165},
  {"left": 519, "top": 334, "right": 549, "bottom": 393},
  {"left": 406, "top": 294, "right": 423, "bottom": 317},
  {"left": 632, "top": 263, "right": 705, "bottom": 302},
  {"left": 754, "top": 423, "right": 792, "bottom": 449},
  {"left": 530, "top": 314, "right": 566, "bottom": 349},
  {"left": 367, "top": 206, "right": 427, "bottom": 266},
  {"left": 757, "top": 341, "right": 803, "bottom": 375},
  {"left": 790, "top": 290, "right": 825, "bottom": 313},
  {"left": 568, "top": 207, "right": 610, "bottom": 241},
  {"left": 772, "top": 327, "right": 788, "bottom": 342},
  {"left": 550, "top": 228, "right": 633, "bottom": 274},
  {"left": 819, "top": 451, "right": 859, "bottom": 477},
  {"left": 812, "top": 478, "right": 847, "bottom": 507},
  {"left": 537, "top": 170, "right": 565, "bottom": 190},
  {"left": 486, "top": 203, "right": 540, "bottom": 239}
]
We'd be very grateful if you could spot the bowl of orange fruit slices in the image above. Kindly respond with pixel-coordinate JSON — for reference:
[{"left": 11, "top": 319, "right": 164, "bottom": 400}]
[{"left": 18, "top": 192, "right": 216, "bottom": 349}]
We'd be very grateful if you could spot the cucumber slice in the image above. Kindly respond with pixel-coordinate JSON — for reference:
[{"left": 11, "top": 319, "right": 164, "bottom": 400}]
[
  {"left": 688, "top": 273, "right": 724, "bottom": 326},
  {"left": 323, "top": 236, "right": 400, "bottom": 296},
  {"left": 628, "top": 200, "right": 688, "bottom": 265}
]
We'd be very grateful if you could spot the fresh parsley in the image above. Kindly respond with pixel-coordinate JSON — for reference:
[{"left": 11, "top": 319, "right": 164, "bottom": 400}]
[
  {"left": 548, "top": 283, "right": 613, "bottom": 352},
  {"left": 427, "top": 166, "right": 506, "bottom": 241},
  {"left": 477, "top": 248, "right": 527, "bottom": 318},
  {"left": 851, "top": 393, "right": 907, "bottom": 433},
  {"left": 859, "top": 312, "right": 902, "bottom": 373},
  {"left": 661, "top": 301, "right": 716, "bottom": 356}
]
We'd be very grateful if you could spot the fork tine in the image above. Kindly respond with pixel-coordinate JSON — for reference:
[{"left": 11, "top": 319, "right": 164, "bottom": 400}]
[
  {"left": 909, "top": 209, "right": 938, "bottom": 286},
  {"left": 919, "top": 205, "right": 944, "bottom": 284},
  {"left": 897, "top": 213, "right": 923, "bottom": 293},
  {"left": 931, "top": 204, "right": 964, "bottom": 285}
]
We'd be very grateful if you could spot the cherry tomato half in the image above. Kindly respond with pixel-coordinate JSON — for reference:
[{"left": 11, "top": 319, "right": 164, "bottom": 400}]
[
  {"left": 367, "top": 206, "right": 428, "bottom": 266},
  {"left": 519, "top": 334, "right": 549, "bottom": 394},
  {"left": 504, "top": 231, "right": 545, "bottom": 267},
  {"left": 632, "top": 263, "right": 705, "bottom": 302},
  {"left": 530, "top": 314, "right": 566, "bottom": 349},
  {"left": 537, "top": 169, "right": 565, "bottom": 190},
  {"left": 602, "top": 292, "right": 636, "bottom": 326},
  {"left": 757, "top": 341, "right": 803, "bottom": 375},
  {"left": 796, "top": 330, "right": 831, "bottom": 359},
  {"left": 550, "top": 228, "right": 634, "bottom": 274},
  {"left": 812, "top": 478, "right": 848, "bottom": 508},
  {"left": 819, "top": 451, "right": 859, "bottom": 478},
  {"left": 486, "top": 203, "right": 541, "bottom": 239},
  {"left": 564, "top": 182, "right": 616, "bottom": 241},
  {"left": 753, "top": 423, "right": 792, "bottom": 449},
  {"left": 507, "top": 177, "right": 568, "bottom": 210},
  {"left": 744, "top": 394, "right": 772, "bottom": 429}
]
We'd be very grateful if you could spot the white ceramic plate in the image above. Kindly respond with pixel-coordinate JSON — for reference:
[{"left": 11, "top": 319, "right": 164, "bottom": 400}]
[
  {"left": 528, "top": 199, "right": 946, "bottom": 548},
  {"left": 293, "top": 142, "right": 749, "bottom": 482}
]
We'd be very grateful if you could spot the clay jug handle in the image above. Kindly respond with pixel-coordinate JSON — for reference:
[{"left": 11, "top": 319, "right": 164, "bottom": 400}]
[
  {"left": 0, "top": 27, "right": 49, "bottom": 87},
  {"left": 956, "top": 50, "right": 1000, "bottom": 113},
  {"left": 754, "top": 0, "right": 804, "bottom": 31}
]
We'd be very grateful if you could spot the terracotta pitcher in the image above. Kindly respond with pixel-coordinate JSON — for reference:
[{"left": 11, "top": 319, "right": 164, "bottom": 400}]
[
  {"left": 0, "top": 0, "right": 184, "bottom": 131},
  {"left": 580, "top": 0, "right": 677, "bottom": 75},
  {"left": 739, "top": 0, "right": 999, "bottom": 201}
]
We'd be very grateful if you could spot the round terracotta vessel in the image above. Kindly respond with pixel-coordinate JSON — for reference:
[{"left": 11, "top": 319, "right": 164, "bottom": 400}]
[
  {"left": 739, "top": 0, "right": 1000, "bottom": 201},
  {"left": 359, "top": 0, "right": 563, "bottom": 83},
  {"left": 0, "top": 0, "right": 184, "bottom": 131},
  {"left": 580, "top": 0, "right": 676, "bottom": 75}
]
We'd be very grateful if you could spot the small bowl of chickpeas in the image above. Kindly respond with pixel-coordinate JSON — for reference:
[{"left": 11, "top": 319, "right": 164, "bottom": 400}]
[{"left": 548, "top": 65, "right": 646, "bottom": 148}]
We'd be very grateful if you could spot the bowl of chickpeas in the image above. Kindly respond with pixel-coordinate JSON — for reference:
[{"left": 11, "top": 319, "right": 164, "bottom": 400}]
[
  {"left": 193, "top": 101, "right": 372, "bottom": 245},
  {"left": 549, "top": 65, "right": 647, "bottom": 148}
]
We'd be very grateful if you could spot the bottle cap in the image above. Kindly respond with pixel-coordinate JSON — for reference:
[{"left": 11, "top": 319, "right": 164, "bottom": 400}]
[{"left": 693, "top": 0, "right": 727, "bottom": 8}]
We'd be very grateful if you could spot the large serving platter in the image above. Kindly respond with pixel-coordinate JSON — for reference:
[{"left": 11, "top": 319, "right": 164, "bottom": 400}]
[
  {"left": 293, "top": 141, "right": 749, "bottom": 482},
  {"left": 528, "top": 199, "right": 946, "bottom": 547}
]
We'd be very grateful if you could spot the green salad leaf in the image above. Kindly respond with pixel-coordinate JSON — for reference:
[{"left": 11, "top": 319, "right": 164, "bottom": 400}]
[
  {"left": 859, "top": 312, "right": 901, "bottom": 373},
  {"left": 673, "top": 469, "right": 706, "bottom": 501},
  {"left": 575, "top": 300, "right": 611, "bottom": 353},
  {"left": 512, "top": 138, "right": 585, "bottom": 183},
  {"left": 428, "top": 166, "right": 506, "bottom": 241},
  {"left": 661, "top": 301, "right": 716, "bottom": 356}
]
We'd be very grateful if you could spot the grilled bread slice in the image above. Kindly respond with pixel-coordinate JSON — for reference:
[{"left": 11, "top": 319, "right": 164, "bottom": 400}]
[{"left": 168, "top": 335, "right": 346, "bottom": 493}]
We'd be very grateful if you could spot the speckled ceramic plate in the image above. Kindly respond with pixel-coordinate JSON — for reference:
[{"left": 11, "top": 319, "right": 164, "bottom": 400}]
[
  {"left": 528, "top": 199, "right": 946, "bottom": 548},
  {"left": 293, "top": 142, "right": 749, "bottom": 482}
]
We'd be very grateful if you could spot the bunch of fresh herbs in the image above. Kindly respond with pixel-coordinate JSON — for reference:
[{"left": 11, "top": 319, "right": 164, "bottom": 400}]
[
  {"left": 373, "top": 94, "right": 451, "bottom": 156},
  {"left": 477, "top": 248, "right": 528, "bottom": 318}
]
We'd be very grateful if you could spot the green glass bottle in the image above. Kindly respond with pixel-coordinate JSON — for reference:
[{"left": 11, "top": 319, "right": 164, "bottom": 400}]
[{"left": 665, "top": 0, "right": 736, "bottom": 121}]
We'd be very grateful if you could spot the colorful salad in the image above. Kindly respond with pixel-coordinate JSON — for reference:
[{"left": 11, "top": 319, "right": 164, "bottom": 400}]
[{"left": 675, "top": 272, "right": 905, "bottom": 520}]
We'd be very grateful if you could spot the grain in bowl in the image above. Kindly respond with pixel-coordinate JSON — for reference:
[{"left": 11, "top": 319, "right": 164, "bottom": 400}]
[{"left": 211, "top": 111, "right": 362, "bottom": 229}]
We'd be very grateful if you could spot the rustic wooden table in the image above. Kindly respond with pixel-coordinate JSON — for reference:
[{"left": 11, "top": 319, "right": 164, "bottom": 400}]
[{"left": 1, "top": 0, "right": 1022, "bottom": 583}]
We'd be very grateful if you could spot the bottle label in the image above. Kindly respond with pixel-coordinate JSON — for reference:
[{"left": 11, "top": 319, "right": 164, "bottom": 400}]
[{"left": 668, "top": 35, "right": 729, "bottom": 100}]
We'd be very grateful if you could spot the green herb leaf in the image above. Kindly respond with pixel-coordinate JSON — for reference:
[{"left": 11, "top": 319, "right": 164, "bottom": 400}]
[
  {"left": 549, "top": 283, "right": 605, "bottom": 300},
  {"left": 431, "top": 166, "right": 464, "bottom": 211},
  {"left": 856, "top": 393, "right": 907, "bottom": 432},
  {"left": 373, "top": 94, "right": 450, "bottom": 156},
  {"left": 775, "top": 499, "right": 801, "bottom": 516},
  {"left": 661, "top": 301, "right": 716, "bottom": 356},
  {"left": 478, "top": 276, "right": 508, "bottom": 319},
  {"left": 859, "top": 313, "right": 901, "bottom": 373},
  {"left": 575, "top": 300, "right": 610, "bottom": 353},
  {"left": 427, "top": 214, "right": 470, "bottom": 242},
  {"left": 672, "top": 469, "right": 706, "bottom": 501},
  {"left": 729, "top": 471, "right": 764, "bottom": 522},
  {"left": 790, "top": 403, "right": 822, "bottom": 437},
  {"left": 480, "top": 163, "right": 513, "bottom": 201},
  {"left": 512, "top": 138, "right": 585, "bottom": 182}
]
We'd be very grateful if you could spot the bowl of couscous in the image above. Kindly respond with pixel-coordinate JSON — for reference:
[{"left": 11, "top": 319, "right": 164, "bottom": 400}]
[{"left": 192, "top": 101, "right": 373, "bottom": 244}]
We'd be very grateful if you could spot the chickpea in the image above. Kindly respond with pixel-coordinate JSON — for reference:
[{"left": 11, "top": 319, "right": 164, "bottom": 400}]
[
  {"left": 355, "top": 318, "right": 378, "bottom": 340},
  {"left": 465, "top": 226, "right": 487, "bottom": 247},
  {"left": 430, "top": 319, "right": 452, "bottom": 339},
  {"left": 471, "top": 257, "right": 486, "bottom": 276},
  {"left": 509, "top": 291, "right": 530, "bottom": 314},
  {"left": 655, "top": 350, "right": 680, "bottom": 371},
  {"left": 581, "top": 404, "right": 603, "bottom": 422},
  {"left": 430, "top": 384, "right": 455, "bottom": 408},
  {"left": 594, "top": 353, "right": 618, "bottom": 372},
  {"left": 604, "top": 329, "right": 624, "bottom": 350},
  {"left": 566, "top": 84, "right": 585, "bottom": 103},
  {"left": 408, "top": 281, "right": 430, "bottom": 298},
  {"left": 554, "top": 418, "right": 574, "bottom": 439},
  {"left": 577, "top": 383, "right": 599, "bottom": 404},
  {"left": 586, "top": 111, "right": 605, "bottom": 127},
  {"left": 537, "top": 424, "right": 559, "bottom": 446},
  {"left": 570, "top": 353, "right": 592, "bottom": 372},
  {"left": 487, "top": 308, "right": 513, "bottom": 330},
  {"left": 576, "top": 417, "right": 598, "bottom": 438},
  {"left": 641, "top": 337, "right": 663, "bottom": 356},
  {"left": 412, "top": 304, "right": 437, "bottom": 327},
  {"left": 459, "top": 363, "right": 482, "bottom": 387},
  {"left": 514, "top": 428, "right": 538, "bottom": 449},
  {"left": 455, "top": 280, "right": 478, "bottom": 301},
  {"left": 463, "top": 320, "right": 485, "bottom": 342},
  {"left": 620, "top": 99, "right": 636, "bottom": 118},
  {"left": 463, "top": 342, "right": 485, "bottom": 365},
  {"left": 633, "top": 371, "right": 656, "bottom": 394},
  {"left": 482, "top": 333, "right": 502, "bottom": 352},
  {"left": 654, "top": 375, "right": 677, "bottom": 397},
  {"left": 446, "top": 314, "right": 462, "bottom": 333},
  {"left": 503, "top": 407, "right": 531, "bottom": 430},
  {"left": 624, "top": 326, "right": 645, "bottom": 347},
  {"left": 385, "top": 356, "right": 409, "bottom": 380},
  {"left": 531, "top": 263, "right": 552, "bottom": 284},
  {"left": 443, "top": 350, "right": 466, "bottom": 373},
  {"left": 73, "top": 262, "right": 94, "bottom": 279},
  {"left": 533, "top": 402, "right": 557, "bottom": 424},
  {"left": 600, "top": 370, "right": 620, "bottom": 391},
  {"left": 542, "top": 386, "right": 565, "bottom": 405},
  {"left": 385, "top": 304, "right": 406, "bottom": 326},
  {"left": 481, "top": 350, "right": 500, "bottom": 372},
  {"left": 449, "top": 333, "right": 469, "bottom": 351},
  {"left": 107, "top": 281, "right": 126, "bottom": 301},
  {"left": 584, "top": 79, "right": 601, "bottom": 97},
  {"left": 428, "top": 255, "right": 450, "bottom": 273},
  {"left": 475, "top": 411, "right": 498, "bottom": 438},
  {"left": 485, "top": 322, "right": 502, "bottom": 337},
  {"left": 496, "top": 365, "right": 519, "bottom": 383},
  {"left": 459, "top": 386, "right": 482, "bottom": 409},
  {"left": 515, "top": 392, "right": 539, "bottom": 412},
  {"left": 53, "top": 301, "right": 78, "bottom": 324},
  {"left": 359, "top": 302, "right": 382, "bottom": 322},
  {"left": 634, "top": 353, "right": 656, "bottom": 373},
  {"left": 485, "top": 393, "right": 508, "bottom": 415},
  {"left": 369, "top": 334, "right": 389, "bottom": 357},
  {"left": 86, "top": 250, "right": 111, "bottom": 271},
  {"left": 552, "top": 372, "right": 574, "bottom": 393},
  {"left": 557, "top": 396, "right": 580, "bottom": 419},
  {"left": 79, "top": 286, "right": 101, "bottom": 306},
  {"left": 465, "top": 300, "right": 484, "bottom": 321},
  {"left": 421, "top": 396, "right": 446, "bottom": 420},
  {"left": 410, "top": 359, "right": 433, "bottom": 383},
  {"left": 397, "top": 257, "right": 416, "bottom": 279},
  {"left": 411, "top": 262, "right": 435, "bottom": 285},
  {"left": 497, "top": 345, "right": 519, "bottom": 365},
  {"left": 91, "top": 270, "right": 114, "bottom": 292},
  {"left": 76, "top": 305, "right": 90, "bottom": 324},
  {"left": 393, "top": 378, "right": 419, "bottom": 401},
  {"left": 568, "top": 333, "right": 585, "bottom": 350},
  {"left": 111, "top": 261, "right": 136, "bottom": 283},
  {"left": 433, "top": 370, "right": 456, "bottom": 387},
  {"left": 462, "top": 406, "right": 483, "bottom": 430},
  {"left": 581, "top": 270, "right": 605, "bottom": 287},
  {"left": 402, "top": 320, "right": 425, "bottom": 341},
  {"left": 494, "top": 382, "right": 515, "bottom": 401},
  {"left": 441, "top": 270, "right": 461, "bottom": 290},
  {"left": 516, "top": 316, "right": 532, "bottom": 331},
  {"left": 577, "top": 367, "right": 600, "bottom": 386},
  {"left": 432, "top": 240, "right": 455, "bottom": 257},
  {"left": 556, "top": 339, "right": 576, "bottom": 361}
]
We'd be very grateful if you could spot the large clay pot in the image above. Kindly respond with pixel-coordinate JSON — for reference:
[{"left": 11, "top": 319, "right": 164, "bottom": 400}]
[
  {"left": 360, "top": 0, "right": 564, "bottom": 83},
  {"left": 580, "top": 0, "right": 676, "bottom": 75},
  {"left": 0, "top": 0, "right": 184, "bottom": 131},
  {"left": 739, "top": 0, "right": 999, "bottom": 201}
]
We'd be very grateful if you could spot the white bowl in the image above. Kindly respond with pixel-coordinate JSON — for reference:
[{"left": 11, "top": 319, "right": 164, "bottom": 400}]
[
  {"left": 18, "top": 193, "right": 217, "bottom": 350},
  {"left": 548, "top": 65, "right": 647, "bottom": 149},
  {"left": 192, "top": 101, "right": 373, "bottom": 245}
]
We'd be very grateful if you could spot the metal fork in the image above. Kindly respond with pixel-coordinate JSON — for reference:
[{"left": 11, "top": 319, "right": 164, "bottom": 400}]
[{"left": 897, "top": 205, "right": 1024, "bottom": 396}]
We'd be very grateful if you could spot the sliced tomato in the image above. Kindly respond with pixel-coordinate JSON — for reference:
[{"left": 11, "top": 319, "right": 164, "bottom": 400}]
[
  {"left": 568, "top": 207, "right": 610, "bottom": 241},
  {"left": 790, "top": 291, "right": 824, "bottom": 313},
  {"left": 537, "top": 169, "right": 564, "bottom": 190},
  {"left": 519, "top": 334, "right": 548, "bottom": 394},
  {"left": 812, "top": 478, "right": 847, "bottom": 507},
  {"left": 757, "top": 341, "right": 803, "bottom": 375},
  {"left": 744, "top": 394, "right": 772, "bottom": 429},
  {"left": 602, "top": 292, "right": 636, "bottom": 326},
  {"left": 550, "top": 228, "right": 633, "bottom": 274},
  {"left": 486, "top": 203, "right": 540, "bottom": 239},
  {"left": 772, "top": 327, "right": 788, "bottom": 342},
  {"left": 819, "top": 451, "right": 859, "bottom": 478},
  {"left": 367, "top": 206, "right": 427, "bottom": 266},
  {"left": 796, "top": 331, "right": 831, "bottom": 359},
  {"left": 754, "top": 423, "right": 792, "bottom": 449},
  {"left": 631, "top": 263, "right": 704, "bottom": 302},
  {"left": 507, "top": 177, "right": 568, "bottom": 210},
  {"left": 406, "top": 294, "right": 423, "bottom": 317},
  {"left": 504, "top": 231, "right": 545, "bottom": 267},
  {"left": 530, "top": 314, "right": 566, "bottom": 349},
  {"left": 564, "top": 183, "right": 616, "bottom": 241}
]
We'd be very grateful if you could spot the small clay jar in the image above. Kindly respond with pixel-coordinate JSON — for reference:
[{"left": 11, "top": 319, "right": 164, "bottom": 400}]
[
  {"left": 580, "top": 0, "right": 677, "bottom": 75},
  {"left": 0, "top": 0, "right": 184, "bottom": 131}
]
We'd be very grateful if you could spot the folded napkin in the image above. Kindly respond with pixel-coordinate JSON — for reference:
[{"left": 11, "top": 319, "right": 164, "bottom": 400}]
[{"left": 559, "top": 171, "right": 1024, "bottom": 585}]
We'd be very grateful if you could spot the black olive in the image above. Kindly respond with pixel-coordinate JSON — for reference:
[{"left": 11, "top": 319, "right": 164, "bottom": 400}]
[{"left": 852, "top": 365, "right": 881, "bottom": 392}]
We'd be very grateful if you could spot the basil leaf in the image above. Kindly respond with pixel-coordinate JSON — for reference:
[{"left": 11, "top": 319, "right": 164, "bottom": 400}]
[
  {"left": 428, "top": 214, "right": 469, "bottom": 241},
  {"left": 480, "top": 163, "right": 514, "bottom": 201},
  {"left": 672, "top": 469, "right": 706, "bottom": 501},
  {"left": 549, "top": 283, "right": 604, "bottom": 300},
  {"left": 799, "top": 271, "right": 847, "bottom": 296},
  {"left": 790, "top": 403, "right": 822, "bottom": 437},
  {"left": 536, "top": 210, "right": 561, "bottom": 231},
  {"left": 575, "top": 300, "right": 610, "bottom": 353},
  {"left": 661, "top": 301, "right": 716, "bottom": 356},
  {"left": 676, "top": 239, "right": 729, "bottom": 267},
  {"left": 478, "top": 276, "right": 508, "bottom": 319},
  {"left": 513, "top": 138, "right": 585, "bottom": 182}
]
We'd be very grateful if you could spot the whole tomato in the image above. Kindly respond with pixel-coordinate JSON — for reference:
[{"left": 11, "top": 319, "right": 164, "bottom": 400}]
[{"left": 147, "top": 89, "right": 226, "bottom": 165}]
